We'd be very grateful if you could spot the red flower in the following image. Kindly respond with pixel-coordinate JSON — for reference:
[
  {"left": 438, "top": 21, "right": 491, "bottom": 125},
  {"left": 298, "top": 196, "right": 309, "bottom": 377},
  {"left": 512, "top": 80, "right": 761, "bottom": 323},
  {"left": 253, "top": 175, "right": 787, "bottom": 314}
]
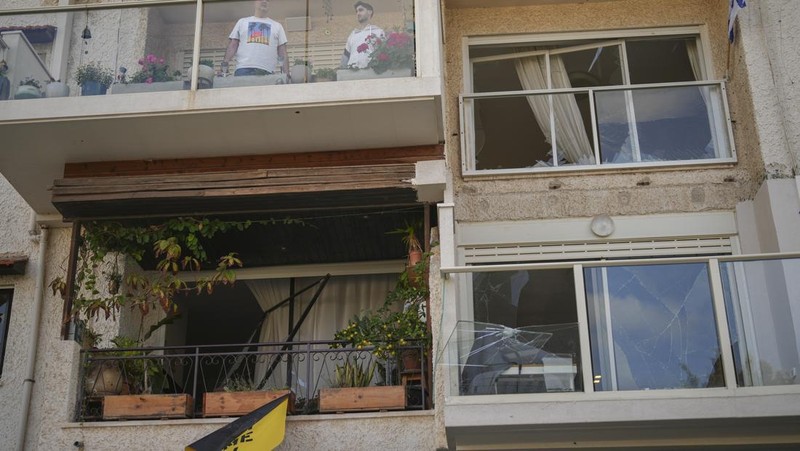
[
  {"left": 387, "top": 32, "right": 410, "bottom": 48},
  {"left": 357, "top": 43, "right": 369, "bottom": 53},
  {"left": 378, "top": 52, "right": 389, "bottom": 62}
]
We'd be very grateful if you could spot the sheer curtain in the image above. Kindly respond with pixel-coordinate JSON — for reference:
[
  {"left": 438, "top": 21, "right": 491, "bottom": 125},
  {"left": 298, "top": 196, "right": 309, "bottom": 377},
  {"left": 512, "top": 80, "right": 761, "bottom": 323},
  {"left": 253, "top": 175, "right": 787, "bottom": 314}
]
[
  {"left": 686, "top": 40, "right": 724, "bottom": 158},
  {"left": 245, "top": 274, "right": 397, "bottom": 392},
  {"left": 514, "top": 54, "right": 594, "bottom": 165}
]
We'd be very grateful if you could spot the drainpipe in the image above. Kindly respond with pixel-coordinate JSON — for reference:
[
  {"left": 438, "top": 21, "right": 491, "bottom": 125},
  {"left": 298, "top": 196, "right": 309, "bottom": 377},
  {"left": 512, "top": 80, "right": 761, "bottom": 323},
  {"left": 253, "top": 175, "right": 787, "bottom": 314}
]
[{"left": 16, "top": 224, "right": 49, "bottom": 451}]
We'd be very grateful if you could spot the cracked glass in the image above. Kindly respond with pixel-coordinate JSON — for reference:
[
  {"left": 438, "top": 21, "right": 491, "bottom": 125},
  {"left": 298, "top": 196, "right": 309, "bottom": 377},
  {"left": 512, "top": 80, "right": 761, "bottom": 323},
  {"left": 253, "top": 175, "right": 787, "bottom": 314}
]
[{"left": 584, "top": 263, "right": 724, "bottom": 391}]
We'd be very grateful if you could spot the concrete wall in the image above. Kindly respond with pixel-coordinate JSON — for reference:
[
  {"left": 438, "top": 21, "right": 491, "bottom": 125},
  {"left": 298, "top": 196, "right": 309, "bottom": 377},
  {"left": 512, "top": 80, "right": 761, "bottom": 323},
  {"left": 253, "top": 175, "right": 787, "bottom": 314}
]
[{"left": 443, "top": 0, "right": 765, "bottom": 224}]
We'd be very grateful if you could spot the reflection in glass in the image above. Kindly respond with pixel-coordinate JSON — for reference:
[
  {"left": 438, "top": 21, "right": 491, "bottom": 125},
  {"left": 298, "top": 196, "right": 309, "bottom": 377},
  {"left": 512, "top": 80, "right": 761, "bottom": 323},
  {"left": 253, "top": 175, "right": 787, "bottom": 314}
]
[
  {"left": 720, "top": 258, "right": 800, "bottom": 387},
  {"left": 585, "top": 263, "right": 724, "bottom": 391},
  {"left": 456, "top": 269, "right": 582, "bottom": 394},
  {"left": 471, "top": 92, "right": 596, "bottom": 170},
  {"left": 597, "top": 85, "right": 731, "bottom": 164}
]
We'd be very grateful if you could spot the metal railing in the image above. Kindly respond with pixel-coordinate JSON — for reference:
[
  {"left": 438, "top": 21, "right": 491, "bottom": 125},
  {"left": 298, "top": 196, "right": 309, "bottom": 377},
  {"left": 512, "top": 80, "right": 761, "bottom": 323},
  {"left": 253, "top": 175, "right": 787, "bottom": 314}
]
[
  {"left": 460, "top": 80, "right": 735, "bottom": 175},
  {"left": 76, "top": 339, "right": 428, "bottom": 421}
]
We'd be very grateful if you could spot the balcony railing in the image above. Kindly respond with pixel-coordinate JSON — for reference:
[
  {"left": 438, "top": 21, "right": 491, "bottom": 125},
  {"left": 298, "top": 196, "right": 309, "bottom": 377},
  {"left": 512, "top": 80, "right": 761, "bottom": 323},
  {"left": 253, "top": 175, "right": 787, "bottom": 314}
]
[
  {"left": 440, "top": 254, "right": 800, "bottom": 398},
  {"left": 76, "top": 339, "right": 428, "bottom": 421},
  {"left": 0, "top": 0, "right": 417, "bottom": 102},
  {"left": 460, "top": 81, "right": 735, "bottom": 174}
]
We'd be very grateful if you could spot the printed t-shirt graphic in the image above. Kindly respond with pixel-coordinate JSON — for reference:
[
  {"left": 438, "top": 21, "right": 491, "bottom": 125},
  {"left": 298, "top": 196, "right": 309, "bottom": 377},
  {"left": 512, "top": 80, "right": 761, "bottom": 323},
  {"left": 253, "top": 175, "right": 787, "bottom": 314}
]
[{"left": 247, "top": 21, "right": 271, "bottom": 45}]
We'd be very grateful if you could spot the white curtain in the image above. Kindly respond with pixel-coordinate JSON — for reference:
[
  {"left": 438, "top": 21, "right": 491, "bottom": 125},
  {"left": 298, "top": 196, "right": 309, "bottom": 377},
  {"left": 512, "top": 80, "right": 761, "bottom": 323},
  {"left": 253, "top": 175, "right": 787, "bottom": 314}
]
[
  {"left": 514, "top": 54, "right": 595, "bottom": 165},
  {"left": 686, "top": 39, "right": 724, "bottom": 158},
  {"left": 245, "top": 274, "right": 397, "bottom": 392}
]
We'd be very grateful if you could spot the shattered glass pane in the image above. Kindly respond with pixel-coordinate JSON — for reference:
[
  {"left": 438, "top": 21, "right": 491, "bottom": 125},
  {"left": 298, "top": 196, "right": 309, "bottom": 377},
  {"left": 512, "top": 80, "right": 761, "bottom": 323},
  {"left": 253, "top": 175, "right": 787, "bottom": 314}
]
[{"left": 585, "top": 263, "right": 724, "bottom": 391}]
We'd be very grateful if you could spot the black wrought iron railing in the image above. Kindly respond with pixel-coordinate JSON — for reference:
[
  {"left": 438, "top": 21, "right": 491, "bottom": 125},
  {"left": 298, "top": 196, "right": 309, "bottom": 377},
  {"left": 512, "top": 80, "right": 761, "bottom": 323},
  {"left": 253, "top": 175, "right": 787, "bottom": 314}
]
[{"left": 76, "top": 339, "right": 428, "bottom": 421}]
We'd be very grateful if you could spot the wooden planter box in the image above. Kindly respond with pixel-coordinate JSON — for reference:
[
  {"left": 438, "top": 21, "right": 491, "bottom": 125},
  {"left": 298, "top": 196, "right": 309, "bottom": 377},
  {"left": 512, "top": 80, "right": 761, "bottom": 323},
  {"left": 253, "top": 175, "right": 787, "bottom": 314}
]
[
  {"left": 319, "top": 386, "right": 405, "bottom": 413},
  {"left": 102, "top": 394, "right": 193, "bottom": 420},
  {"left": 202, "top": 390, "right": 295, "bottom": 417}
]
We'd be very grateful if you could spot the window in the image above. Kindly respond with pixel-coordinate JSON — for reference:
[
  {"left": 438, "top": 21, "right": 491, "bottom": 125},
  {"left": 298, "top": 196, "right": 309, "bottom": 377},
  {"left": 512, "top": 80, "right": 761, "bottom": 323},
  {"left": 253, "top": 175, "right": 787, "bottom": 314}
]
[
  {"left": 461, "top": 29, "right": 734, "bottom": 174},
  {"left": 0, "top": 289, "right": 12, "bottom": 377}
]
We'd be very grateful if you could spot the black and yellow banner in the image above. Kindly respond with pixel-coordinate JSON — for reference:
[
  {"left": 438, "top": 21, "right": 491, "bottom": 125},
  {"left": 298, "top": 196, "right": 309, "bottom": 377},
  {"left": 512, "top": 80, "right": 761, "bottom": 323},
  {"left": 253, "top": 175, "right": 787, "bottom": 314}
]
[{"left": 186, "top": 393, "right": 289, "bottom": 451}]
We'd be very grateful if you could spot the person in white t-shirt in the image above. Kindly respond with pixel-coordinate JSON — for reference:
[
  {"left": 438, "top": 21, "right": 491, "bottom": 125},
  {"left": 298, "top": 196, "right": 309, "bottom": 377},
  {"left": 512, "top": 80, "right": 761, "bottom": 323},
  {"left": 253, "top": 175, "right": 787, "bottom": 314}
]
[
  {"left": 340, "top": 1, "right": 385, "bottom": 69},
  {"left": 222, "top": 0, "right": 289, "bottom": 78}
]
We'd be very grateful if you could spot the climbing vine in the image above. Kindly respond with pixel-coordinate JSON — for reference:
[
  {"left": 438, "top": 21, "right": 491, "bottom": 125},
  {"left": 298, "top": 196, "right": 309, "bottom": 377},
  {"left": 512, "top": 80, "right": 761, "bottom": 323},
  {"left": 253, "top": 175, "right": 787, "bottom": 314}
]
[{"left": 51, "top": 216, "right": 301, "bottom": 336}]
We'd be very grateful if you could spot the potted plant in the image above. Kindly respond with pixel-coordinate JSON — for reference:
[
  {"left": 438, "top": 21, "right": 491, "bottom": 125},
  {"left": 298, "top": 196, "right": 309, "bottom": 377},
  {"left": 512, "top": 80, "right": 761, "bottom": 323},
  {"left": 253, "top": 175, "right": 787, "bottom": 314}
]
[
  {"left": 389, "top": 222, "right": 424, "bottom": 282},
  {"left": 318, "top": 358, "right": 405, "bottom": 413},
  {"left": 129, "top": 54, "right": 179, "bottom": 84},
  {"left": 290, "top": 59, "right": 312, "bottom": 83},
  {"left": 75, "top": 62, "right": 113, "bottom": 96},
  {"left": 100, "top": 336, "right": 193, "bottom": 420},
  {"left": 15, "top": 77, "right": 42, "bottom": 99},
  {"left": 202, "top": 377, "right": 294, "bottom": 417},
  {"left": 313, "top": 67, "right": 337, "bottom": 82},
  {"left": 45, "top": 79, "right": 70, "bottom": 98},
  {"left": 188, "top": 58, "right": 215, "bottom": 88}
]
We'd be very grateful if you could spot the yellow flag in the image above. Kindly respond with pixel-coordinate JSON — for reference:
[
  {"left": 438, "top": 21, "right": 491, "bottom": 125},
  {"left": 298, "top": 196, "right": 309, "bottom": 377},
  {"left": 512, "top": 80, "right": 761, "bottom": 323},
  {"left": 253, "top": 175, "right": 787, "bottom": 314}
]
[{"left": 187, "top": 394, "right": 289, "bottom": 451}]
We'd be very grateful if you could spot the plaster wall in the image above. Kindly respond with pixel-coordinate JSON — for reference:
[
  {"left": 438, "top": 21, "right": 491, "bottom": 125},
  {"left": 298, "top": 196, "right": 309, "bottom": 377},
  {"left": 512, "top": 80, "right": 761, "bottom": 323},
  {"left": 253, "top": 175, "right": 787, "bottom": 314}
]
[
  {"left": 56, "top": 411, "right": 434, "bottom": 450},
  {"left": 738, "top": 0, "right": 800, "bottom": 176},
  {"left": 0, "top": 174, "right": 76, "bottom": 451},
  {"left": 443, "top": 0, "right": 765, "bottom": 223}
]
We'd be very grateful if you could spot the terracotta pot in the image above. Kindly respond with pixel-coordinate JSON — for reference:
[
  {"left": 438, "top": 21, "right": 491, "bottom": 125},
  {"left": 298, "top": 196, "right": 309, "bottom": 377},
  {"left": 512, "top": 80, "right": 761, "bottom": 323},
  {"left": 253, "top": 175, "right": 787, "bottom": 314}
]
[{"left": 401, "top": 349, "right": 421, "bottom": 371}]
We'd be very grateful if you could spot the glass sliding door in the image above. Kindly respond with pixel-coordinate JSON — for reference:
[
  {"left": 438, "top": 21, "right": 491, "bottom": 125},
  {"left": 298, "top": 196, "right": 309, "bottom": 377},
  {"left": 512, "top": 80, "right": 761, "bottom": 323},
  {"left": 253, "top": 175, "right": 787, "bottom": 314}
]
[{"left": 584, "top": 263, "right": 724, "bottom": 391}]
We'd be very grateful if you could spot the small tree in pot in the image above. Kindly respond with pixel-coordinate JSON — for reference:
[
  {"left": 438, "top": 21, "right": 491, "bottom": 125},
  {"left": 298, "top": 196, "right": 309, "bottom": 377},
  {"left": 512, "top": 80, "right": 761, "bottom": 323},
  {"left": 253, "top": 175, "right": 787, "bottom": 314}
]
[{"left": 75, "top": 62, "right": 114, "bottom": 96}]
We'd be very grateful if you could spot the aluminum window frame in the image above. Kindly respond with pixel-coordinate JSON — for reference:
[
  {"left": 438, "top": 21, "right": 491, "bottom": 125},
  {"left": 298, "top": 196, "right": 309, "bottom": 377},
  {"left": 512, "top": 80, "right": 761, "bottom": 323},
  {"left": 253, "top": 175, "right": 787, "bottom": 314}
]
[{"left": 460, "top": 26, "right": 736, "bottom": 176}]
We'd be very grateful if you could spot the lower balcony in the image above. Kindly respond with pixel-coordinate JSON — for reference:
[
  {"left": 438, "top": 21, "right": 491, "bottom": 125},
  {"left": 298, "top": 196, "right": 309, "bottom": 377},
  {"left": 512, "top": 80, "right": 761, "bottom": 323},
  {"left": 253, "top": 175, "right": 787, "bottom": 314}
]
[
  {"left": 440, "top": 254, "right": 800, "bottom": 449},
  {"left": 78, "top": 339, "right": 429, "bottom": 422}
]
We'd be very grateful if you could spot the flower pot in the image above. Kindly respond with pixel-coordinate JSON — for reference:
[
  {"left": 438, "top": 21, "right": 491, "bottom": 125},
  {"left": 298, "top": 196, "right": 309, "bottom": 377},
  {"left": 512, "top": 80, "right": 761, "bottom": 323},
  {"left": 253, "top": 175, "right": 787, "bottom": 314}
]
[
  {"left": 319, "top": 386, "right": 405, "bottom": 413},
  {"left": 80, "top": 81, "right": 107, "bottom": 96},
  {"left": 188, "top": 64, "right": 215, "bottom": 88},
  {"left": 15, "top": 85, "right": 41, "bottom": 99},
  {"left": 85, "top": 361, "right": 128, "bottom": 396},
  {"left": 401, "top": 349, "right": 421, "bottom": 371},
  {"left": 45, "top": 81, "right": 70, "bottom": 98},
  {"left": 290, "top": 64, "right": 312, "bottom": 83},
  {"left": 103, "top": 393, "right": 193, "bottom": 420},
  {"left": 202, "top": 390, "right": 294, "bottom": 417}
]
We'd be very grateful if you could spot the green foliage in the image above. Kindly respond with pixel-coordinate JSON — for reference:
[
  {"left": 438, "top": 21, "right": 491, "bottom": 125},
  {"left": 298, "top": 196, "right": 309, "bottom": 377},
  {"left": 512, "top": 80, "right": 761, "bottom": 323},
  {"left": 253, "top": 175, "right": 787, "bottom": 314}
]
[
  {"left": 332, "top": 359, "right": 376, "bottom": 388},
  {"left": 51, "top": 216, "right": 301, "bottom": 339},
  {"left": 129, "top": 54, "right": 177, "bottom": 84},
  {"left": 293, "top": 59, "right": 311, "bottom": 66},
  {"left": 108, "top": 335, "right": 164, "bottom": 394},
  {"left": 75, "top": 62, "right": 114, "bottom": 88},
  {"left": 313, "top": 67, "right": 337, "bottom": 80},
  {"left": 388, "top": 221, "right": 422, "bottom": 254},
  {"left": 199, "top": 59, "right": 214, "bottom": 68},
  {"left": 19, "top": 77, "right": 41, "bottom": 89},
  {"left": 364, "top": 31, "right": 415, "bottom": 74},
  {"left": 332, "top": 258, "right": 430, "bottom": 360}
]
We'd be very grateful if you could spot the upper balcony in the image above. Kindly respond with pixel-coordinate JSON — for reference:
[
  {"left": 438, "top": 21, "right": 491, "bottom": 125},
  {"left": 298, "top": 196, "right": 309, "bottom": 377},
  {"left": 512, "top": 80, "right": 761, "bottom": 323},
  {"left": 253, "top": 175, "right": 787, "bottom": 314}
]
[{"left": 0, "top": 0, "right": 443, "bottom": 215}]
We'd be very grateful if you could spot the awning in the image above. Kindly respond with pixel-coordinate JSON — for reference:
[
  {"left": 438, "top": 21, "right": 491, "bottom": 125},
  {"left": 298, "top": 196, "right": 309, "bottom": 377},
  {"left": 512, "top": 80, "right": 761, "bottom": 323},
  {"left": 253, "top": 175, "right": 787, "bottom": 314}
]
[{"left": 51, "top": 163, "right": 421, "bottom": 220}]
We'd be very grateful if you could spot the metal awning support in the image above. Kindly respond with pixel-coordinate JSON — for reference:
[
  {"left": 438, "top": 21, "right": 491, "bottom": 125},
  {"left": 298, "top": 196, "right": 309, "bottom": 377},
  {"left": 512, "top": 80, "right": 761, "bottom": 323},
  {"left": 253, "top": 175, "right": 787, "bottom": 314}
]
[{"left": 259, "top": 275, "right": 331, "bottom": 389}]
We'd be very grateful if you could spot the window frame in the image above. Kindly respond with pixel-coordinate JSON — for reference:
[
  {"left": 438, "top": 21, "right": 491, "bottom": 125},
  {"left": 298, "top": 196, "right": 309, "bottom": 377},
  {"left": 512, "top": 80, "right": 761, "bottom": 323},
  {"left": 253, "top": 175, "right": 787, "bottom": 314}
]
[
  {"left": 0, "top": 289, "right": 13, "bottom": 378},
  {"left": 460, "top": 26, "right": 736, "bottom": 176}
]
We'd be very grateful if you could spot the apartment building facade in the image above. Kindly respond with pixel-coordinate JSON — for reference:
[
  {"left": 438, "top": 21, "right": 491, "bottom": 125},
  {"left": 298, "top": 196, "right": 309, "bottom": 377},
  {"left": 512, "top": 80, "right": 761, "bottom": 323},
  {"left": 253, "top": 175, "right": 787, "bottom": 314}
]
[{"left": 0, "top": 0, "right": 798, "bottom": 450}]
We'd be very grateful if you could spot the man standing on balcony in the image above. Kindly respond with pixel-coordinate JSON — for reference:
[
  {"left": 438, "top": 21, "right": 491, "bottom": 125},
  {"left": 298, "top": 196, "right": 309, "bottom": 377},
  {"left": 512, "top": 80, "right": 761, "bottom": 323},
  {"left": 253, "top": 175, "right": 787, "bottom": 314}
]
[
  {"left": 222, "top": 0, "right": 289, "bottom": 79},
  {"left": 340, "top": 1, "right": 385, "bottom": 69}
]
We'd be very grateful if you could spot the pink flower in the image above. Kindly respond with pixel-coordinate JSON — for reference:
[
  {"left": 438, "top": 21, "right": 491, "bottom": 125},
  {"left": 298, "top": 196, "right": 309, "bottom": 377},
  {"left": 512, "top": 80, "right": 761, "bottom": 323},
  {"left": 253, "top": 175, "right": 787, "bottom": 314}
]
[
  {"left": 378, "top": 52, "right": 389, "bottom": 62},
  {"left": 146, "top": 54, "right": 157, "bottom": 64},
  {"left": 138, "top": 58, "right": 144, "bottom": 65},
  {"left": 146, "top": 77, "right": 153, "bottom": 84},
  {"left": 357, "top": 43, "right": 369, "bottom": 53},
  {"left": 159, "top": 58, "right": 164, "bottom": 64}
]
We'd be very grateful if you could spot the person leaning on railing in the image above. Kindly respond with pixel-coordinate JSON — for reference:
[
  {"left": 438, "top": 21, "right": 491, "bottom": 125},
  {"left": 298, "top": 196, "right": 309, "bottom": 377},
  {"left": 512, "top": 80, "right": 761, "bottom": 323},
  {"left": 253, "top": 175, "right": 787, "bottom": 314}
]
[{"left": 222, "top": 0, "right": 290, "bottom": 80}]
